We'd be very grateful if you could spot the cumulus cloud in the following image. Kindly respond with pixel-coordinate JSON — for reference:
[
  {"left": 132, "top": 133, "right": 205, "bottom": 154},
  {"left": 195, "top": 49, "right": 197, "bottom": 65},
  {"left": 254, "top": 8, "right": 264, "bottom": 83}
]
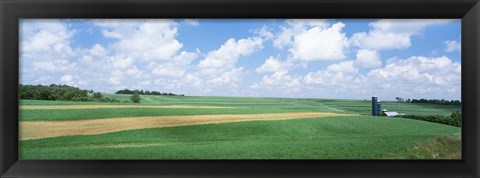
[
  {"left": 108, "top": 70, "right": 125, "bottom": 85},
  {"left": 198, "top": 37, "right": 263, "bottom": 76},
  {"left": 271, "top": 20, "right": 348, "bottom": 62},
  {"left": 300, "top": 55, "right": 460, "bottom": 99},
  {"left": 289, "top": 22, "right": 349, "bottom": 61},
  {"left": 256, "top": 56, "right": 293, "bottom": 73},
  {"left": 89, "top": 44, "right": 107, "bottom": 57},
  {"left": 207, "top": 67, "right": 244, "bottom": 87},
  {"left": 351, "top": 19, "right": 452, "bottom": 50},
  {"left": 174, "top": 37, "right": 265, "bottom": 92},
  {"left": 272, "top": 19, "right": 328, "bottom": 49},
  {"left": 107, "top": 55, "right": 134, "bottom": 69},
  {"left": 351, "top": 31, "right": 411, "bottom": 50},
  {"left": 59, "top": 74, "right": 85, "bottom": 86},
  {"left": 95, "top": 19, "right": 183, "bottom": 61},
  {"left": 365, "top": 56, "right": 461, "bottom": 99},
  {"left": 20, "top": 20, "right": 77, "bottom": 83},
  {"left": 444, "top": 38, "right": 461, "bottom": 52},
  {"left": 252, "top": 26, "right": 274, "bottom": 40},
  {"left": 32, "top": 59, "right": 76, "bottom": 72},
  {"left": 326, "top": 61, "right": 358, "bottom": 74},
  {"left": 367, "top": 56, "right": 460, "bottom": 85},
  {"left": 303, "top": 61, "right": 359, "bottom": 86},
  {"left": 21, "top": 19, "right": 74, "bottom": 55},
  {"left": 150, "top": 51, "right": 198, "bottom": 78},
  {"left": 19, "top": 19, "right": 461, "bottom": 100},
  {"left": 355, "top": 49, "right": 382, "bottom": 68},
  {"left": 250, "top": 71, "right": 302, "bottom": 94},
  {"left": 60, "top": 75, "right": 73, "bottom": 82}
]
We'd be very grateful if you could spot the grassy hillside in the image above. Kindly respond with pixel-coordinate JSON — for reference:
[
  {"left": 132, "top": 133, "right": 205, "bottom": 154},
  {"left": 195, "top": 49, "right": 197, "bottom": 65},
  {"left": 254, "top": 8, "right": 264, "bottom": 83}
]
[
  {"left": 20, "top": 116, "right": 460, "bottom": 159},
  {"left": 19, "top": 94, "right": 461, "bottom": 159},
  {"left": 21, "top": 94, "right": 460, "bottom": 122}
]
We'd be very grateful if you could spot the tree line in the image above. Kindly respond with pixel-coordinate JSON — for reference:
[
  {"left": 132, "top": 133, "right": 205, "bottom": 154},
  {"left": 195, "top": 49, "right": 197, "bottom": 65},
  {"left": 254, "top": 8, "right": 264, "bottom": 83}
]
[
  {"left": 395, "top": 97, "right": 461, "bottom": 106},
  {"left": 20, "top": 84, "right": 89, "bottom": 101},
  {"left": 115, "top": 89, "right": 185, "bottom": 96},
  {"left": 19, "top": 84, "right": 121, "bottom": 103}
]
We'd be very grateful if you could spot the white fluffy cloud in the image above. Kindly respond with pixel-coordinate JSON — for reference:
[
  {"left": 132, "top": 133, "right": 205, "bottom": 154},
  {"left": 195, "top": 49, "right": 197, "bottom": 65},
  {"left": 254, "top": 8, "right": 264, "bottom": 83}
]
[
  {"left": 60, "top": 75, "right": 73, "bottom": 83},
  {"left": 289, "top": 22, "right": 349, "bottom": 61},
  {"left": 20, "top": 20, "right": 77, "bottom": 83},
  {"left": 351, "top": 19, "right": 451, "bottom": 50},
  {"left": 95, "top": 20, "right": 182, "bottom": 61},
  {"left": 151, "top": 51, "right": 198, "bottom": 78},
  {"left": 351, "top": 31, "right": 411, "bottom": 50},
  {"left": 355, "top": 49, "right": 382, "bottom": 68},
  {"left": 444, "top": 38, "right": 461, "bottom": 52},
  {"left": 21, "top": 20, "right": 74, "bottom": 55},
  {"left": 256, "top": 56, "right": 293, "bottom": 73},
  {"left": 272, "top": 19, "right": 329, "bottom": 49},
  {"left": 142, "top": 36, "right": 265, "bottom": 95},
  {"left": 198, "top": 37, "right": 263, "bottom": 76},
  {"left": 326, "top": 61, "right": 358, "bottom": 74},
  {"left": 207, "top": 67, "right": 244, "bottom": 87},
  {"left": 31, "top": 59, "right": 76, "bottom": 72},
  {"left": 89, "top": 44, "right": 107, "bottom": 57},
  {"left": 303, "top": 61, "right": 359, "bottom": 86},
  {"left": 20, "top": 19, "right": 461, "bottom": 100},
  {"left": 365, "top": 56, "right": 461, "bottom": 98},
  {"left": 250, "top": 71, "right": 302, "bottom": 94},
  {"left": 108, "top": 70, "right": 125, "bottom": 85},
  {"left": 107, "top": 55, "right": 134, "bottom": 69},
  {"left": 300, "top": 55, "right": 460, "bottom": 99},
  {"left": 367, "top": 56, "right": 460, "bottom": 85},
  {"left": 252, "top": 26, "right": 274, "bottom": 40}
]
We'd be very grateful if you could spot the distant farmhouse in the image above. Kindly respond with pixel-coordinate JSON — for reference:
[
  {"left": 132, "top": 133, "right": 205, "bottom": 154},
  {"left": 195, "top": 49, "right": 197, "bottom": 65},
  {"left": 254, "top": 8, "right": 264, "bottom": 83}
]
[{"left": 372, "top": 96, "right": 405, "bottom": 117}]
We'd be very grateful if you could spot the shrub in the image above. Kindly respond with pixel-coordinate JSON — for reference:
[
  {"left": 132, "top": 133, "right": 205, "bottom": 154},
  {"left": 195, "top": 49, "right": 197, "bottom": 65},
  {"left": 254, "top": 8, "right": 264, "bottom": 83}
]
[
  {"left": 93, "top": 92, "right": 103, "bottom": 99},
  {"left": 396, "top": 111, "right": 461, "bottom": 127},
  {"left": 131, "top": 92, "right": 140, "bottom": 103}
]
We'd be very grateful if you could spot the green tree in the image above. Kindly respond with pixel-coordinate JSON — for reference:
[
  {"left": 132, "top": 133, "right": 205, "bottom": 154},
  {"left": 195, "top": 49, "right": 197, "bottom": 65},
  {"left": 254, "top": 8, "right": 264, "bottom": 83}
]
[
  {"left": 131, "top": 91, "right": 140, "bottom": 103},
  {"left": 93, "top": 92, "right": 103, "bottom": 99}
]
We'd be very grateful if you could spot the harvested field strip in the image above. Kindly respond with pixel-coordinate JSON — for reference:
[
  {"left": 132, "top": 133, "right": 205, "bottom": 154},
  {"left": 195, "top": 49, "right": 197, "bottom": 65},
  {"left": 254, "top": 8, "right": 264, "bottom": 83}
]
[
  {"left": 20, "top": 112, "right": 354, "bottom": 140},
  {"left": 20, "top": 105, "right": 232, "bottom": 110}
]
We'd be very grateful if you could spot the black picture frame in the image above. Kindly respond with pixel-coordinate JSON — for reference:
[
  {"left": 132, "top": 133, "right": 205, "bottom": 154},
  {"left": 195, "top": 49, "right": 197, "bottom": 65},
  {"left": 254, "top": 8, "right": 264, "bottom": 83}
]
[{"left": 1, "top": 0, "right": 479, "bottom": 177}]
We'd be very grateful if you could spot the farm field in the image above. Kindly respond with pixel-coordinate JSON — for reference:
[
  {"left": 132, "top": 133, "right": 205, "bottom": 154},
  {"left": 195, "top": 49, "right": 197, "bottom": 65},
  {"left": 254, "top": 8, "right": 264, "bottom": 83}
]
[{"left": 19, "top": 95, "right": 461, "bottom": 159}]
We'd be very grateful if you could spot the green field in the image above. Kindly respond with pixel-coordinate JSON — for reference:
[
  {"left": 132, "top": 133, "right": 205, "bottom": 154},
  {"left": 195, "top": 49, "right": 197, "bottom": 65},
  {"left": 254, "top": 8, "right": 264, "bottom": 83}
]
[{"left": 19, "top": 95, "right": 461, "bottom": 159}]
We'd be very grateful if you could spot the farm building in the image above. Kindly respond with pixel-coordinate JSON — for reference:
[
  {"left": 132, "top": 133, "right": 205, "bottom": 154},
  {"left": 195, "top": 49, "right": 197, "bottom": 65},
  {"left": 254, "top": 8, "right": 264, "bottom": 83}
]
[
  {"left": 372, "top": 96, "right": 405, "bottom": 117},
  {"left": 380, "top": 109, "right": 405, "bottom": 117},
  {"left": 382, "top": 112, "right": 399, "bottom": 116}
]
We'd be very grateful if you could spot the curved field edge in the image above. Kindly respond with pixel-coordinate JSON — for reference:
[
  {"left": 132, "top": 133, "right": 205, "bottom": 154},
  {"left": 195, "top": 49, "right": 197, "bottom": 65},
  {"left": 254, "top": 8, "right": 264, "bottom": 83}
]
[
  {"left": 20, "top": 112, "right": 354, "bottom": 140},
  {"left": 19, "top": 116, "right": 460, "bottom": 159}
]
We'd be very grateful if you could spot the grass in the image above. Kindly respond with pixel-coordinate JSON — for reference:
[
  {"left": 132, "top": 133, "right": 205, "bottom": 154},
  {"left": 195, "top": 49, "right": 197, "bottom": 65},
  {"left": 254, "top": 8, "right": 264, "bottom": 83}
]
[
  {"left": 19, "top": 95, "right": 462, "bottom": 159},
  {"left": 316, "top": 99, "right": 460, "bottom": 116},
  {"left": 20, "top": 95, "right": 460, "bottom": 121},
  {"left": 19, "top": 116, "right": 460, "bottom": 159},
  {"left": 381, "top": 136, "right": 461, "bottom": 159}
]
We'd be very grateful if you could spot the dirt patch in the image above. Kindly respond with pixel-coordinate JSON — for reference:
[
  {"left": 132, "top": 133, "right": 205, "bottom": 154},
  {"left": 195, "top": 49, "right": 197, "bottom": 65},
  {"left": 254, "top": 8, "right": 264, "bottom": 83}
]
[
  {"left": 20, "top": 112, "right": 354, "bottom": 140},
  {"left": 20, "top": 105, "right": 232, "bottom": 110}
]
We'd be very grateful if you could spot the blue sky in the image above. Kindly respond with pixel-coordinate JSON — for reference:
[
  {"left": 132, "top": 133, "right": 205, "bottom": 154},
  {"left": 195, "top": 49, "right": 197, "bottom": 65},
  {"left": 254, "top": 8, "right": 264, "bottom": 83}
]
[{"left": 20, "top": 19, "right": 461, "bottom": 100}]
